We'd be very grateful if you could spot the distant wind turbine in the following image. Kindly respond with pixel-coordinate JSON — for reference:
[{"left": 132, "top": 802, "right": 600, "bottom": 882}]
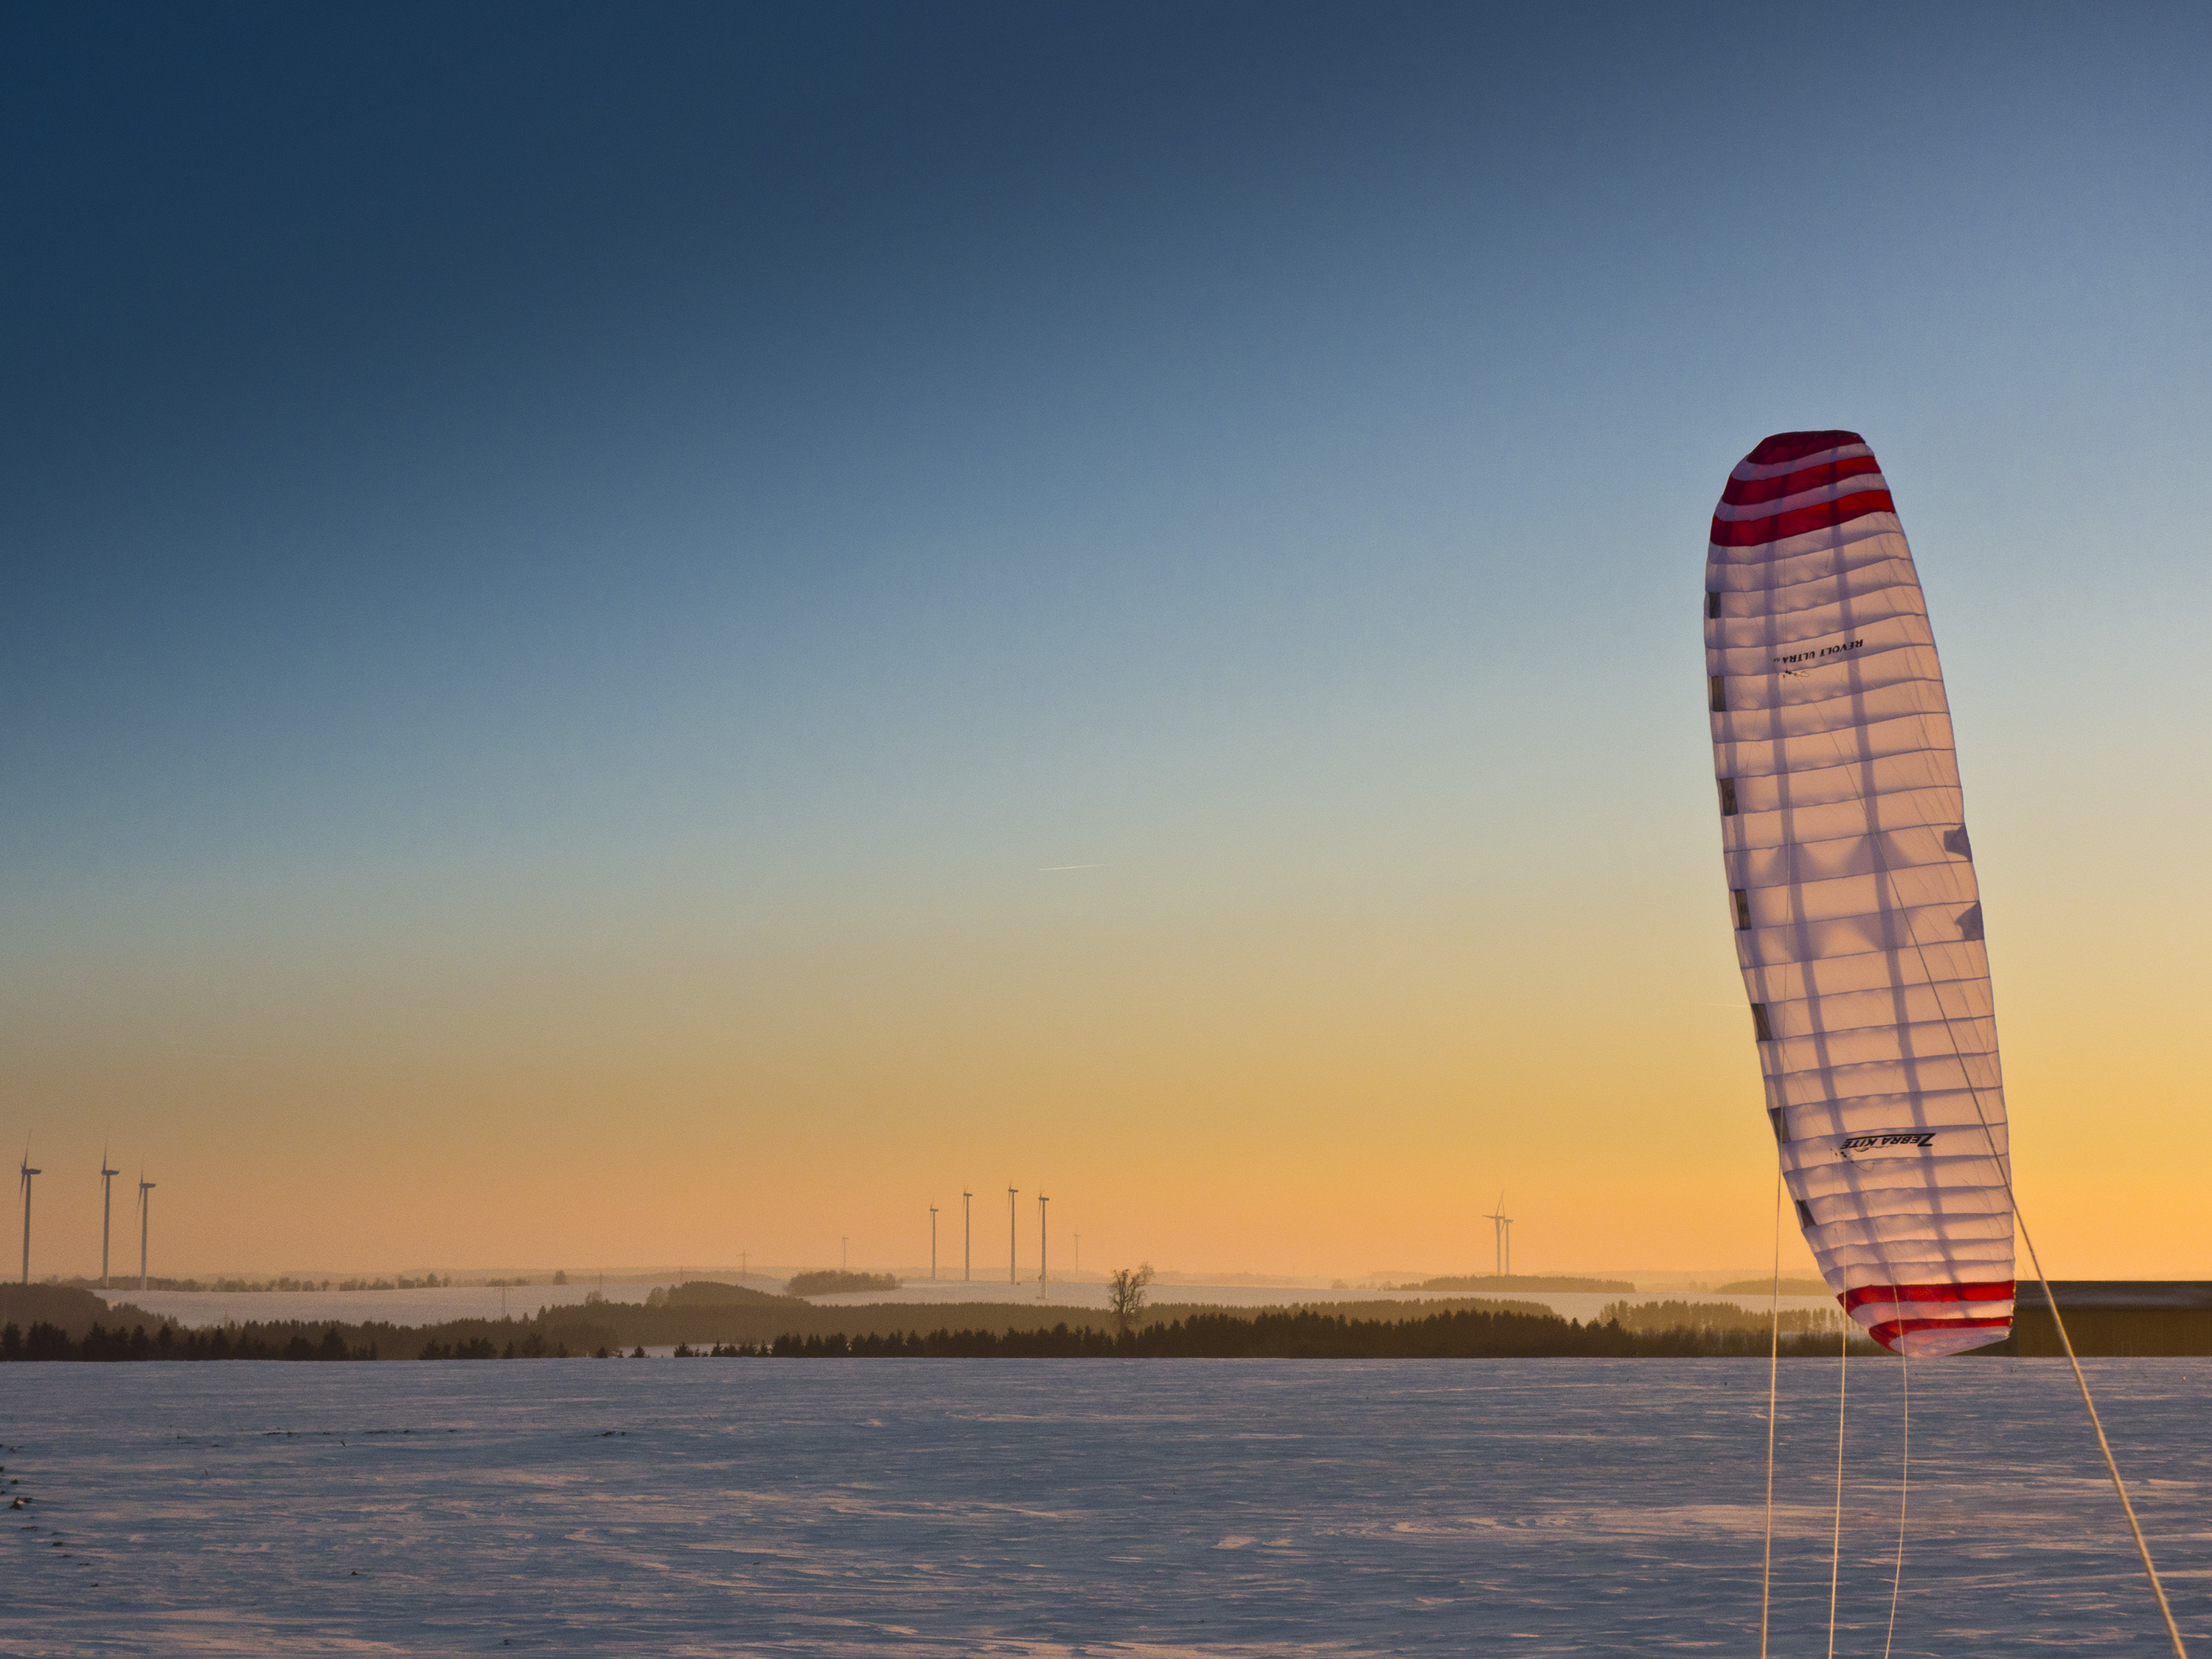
[
  {"left": 18, "top": 1152, "right": 40, "bottom": 1286},
  {"left": 100, "top": 1148, "right": 121, "bottom": 1290},
  {"left": 962, "top": 1189, "right": 973, "bottom": 1282},
  {"left": 1483, "top": 1194, "right": 1509, "bottom": 1279},
  {"left": 1007, "top": 1184, "right": 1018, "bottom": 1284},
  {"left": 929, "top": 1204, "right": 939, "bottom": 1282},
  {"left": 1037, "top": 1193, "right": 1049, "bottom": 1300},
  {"left": 137, "top": 1171, "right": 156, "bottom": 1292}
]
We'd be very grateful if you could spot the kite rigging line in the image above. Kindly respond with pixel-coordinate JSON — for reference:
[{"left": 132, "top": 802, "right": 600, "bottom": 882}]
[
  {"left": 1846, "top": 735, "right": 2190, "bottom": 1659},
  {"left": 1986, "top": 1180, "right": 2187, "bottom": 1659},
  {"left": 1882, "top": 1351, "right": 1908, "bottom": 1659},
  {"left": 1825, "top": 1327, "right": 1847, "bottom": 1659},
  {"left": 1759, "top": 1166, "right": 1782, "bottom": 1659}
]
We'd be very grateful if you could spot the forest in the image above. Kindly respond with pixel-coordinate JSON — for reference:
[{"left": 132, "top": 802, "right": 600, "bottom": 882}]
[{"left": 0, "top": 1287, "right": 1886, "bottom": 1363}]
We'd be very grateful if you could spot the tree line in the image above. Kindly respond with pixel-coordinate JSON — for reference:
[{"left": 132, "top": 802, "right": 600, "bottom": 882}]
[
  {"left": 757, "top": 1306, "right": 1886, "bottom": 1359},
  {"left": 0, "top": 1300, "right": 1891, "bottom": 1363},
  {"left": 2, "top": 1321, "right": 380, "bottom": 1362}
]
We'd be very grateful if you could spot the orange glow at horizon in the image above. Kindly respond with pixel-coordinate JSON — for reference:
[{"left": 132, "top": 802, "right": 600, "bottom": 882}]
[{"left": 4, "top": 815, "right": 2200, "bottom": 1284}]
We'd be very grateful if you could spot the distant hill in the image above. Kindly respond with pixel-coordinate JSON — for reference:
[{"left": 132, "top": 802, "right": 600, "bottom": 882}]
[
  {"left": 0, "top": 1284, "right": 164, "bottom": 1339},
  {"left": 1396, "top": 1274, "right": 1634, "bottom": 1293},
  {"left": 1714, "top": 1277, "right": 1832, "bottom": 1297},
  {"left": 650, "top": 1280, "right": 802, "bottom": 1309},
  {"left": 785, "top": 1270, "right": 900, "bottom": 1296}
]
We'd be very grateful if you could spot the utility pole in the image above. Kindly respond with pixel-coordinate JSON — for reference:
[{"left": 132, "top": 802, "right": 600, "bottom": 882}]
[
  {"left": 1037, "top": 1194, "right": 1048, "bottom": 1299},
  {"left": 929, "top": 1205, "right": 939, "bottom": 1281},
  {"left": 1007, "top": 1185, "right": 1018, "bottom": 1284},
  {"left": 962, "top": 1190, "right": 973, "bottom": 1281}
]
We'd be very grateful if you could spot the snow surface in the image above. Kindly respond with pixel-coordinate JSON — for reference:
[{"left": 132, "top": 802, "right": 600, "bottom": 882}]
[{"left": 3, "top": 1357, "right": 2204, "bottom": 1655}]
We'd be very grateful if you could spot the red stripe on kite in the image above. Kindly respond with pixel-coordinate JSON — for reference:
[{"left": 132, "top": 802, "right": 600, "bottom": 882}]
[
  {"left": 1839, "top": 1280, "right": 2017, "bottom": 1312},
  {"left": 1864, "top": 1315, "right": 2013, "bottom": 1350},
  {"left": 1744, "top": 429, "right": 1866, "bottom": 467},
  {"left": 1719, "top": 453, "right": 1882, "bottom": 509},
  {"left": 1708, "top": 489, "right": 1894, "bottom": 547}
]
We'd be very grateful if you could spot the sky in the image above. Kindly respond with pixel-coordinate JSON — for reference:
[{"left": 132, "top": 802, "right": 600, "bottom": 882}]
[{"left": 3, "top": 1, "right": 2207, "bottom": 1281}]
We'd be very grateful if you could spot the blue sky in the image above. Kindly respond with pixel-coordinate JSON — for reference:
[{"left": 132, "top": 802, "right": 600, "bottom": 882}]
[{"left": 3, "top": 3, "right": 2206, "bottom": 1274}]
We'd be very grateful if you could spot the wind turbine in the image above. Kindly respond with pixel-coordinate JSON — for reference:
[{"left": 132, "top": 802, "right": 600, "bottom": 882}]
[
  {"left": 962, "top": 1189, "right": 973, "bottom": 1281},
  {"left": 18, "top": 1152, "right": 39, "bottom": 1285},
  {"left": 1482, "top": 1194, "right": 1509, "bottom": 1279},
  {"left": 1037, "top": 1193, "right": 1049, "bottom": 1300},
  {"left": 1007, "top": 1184, "right": 1018, "bottom": 1284},
  {"left": 929, "top": 1204, "right": 939, "bottom": 1281},
  {"left": 100, "top": 1148, "right": 121, "bottom": 1289},
  {"left": 1503, "top": 1211, "right": 1514, "bottom": 1277},
  {"left": 137, "top": 1171, "right": 156, "bottom": 1292}
]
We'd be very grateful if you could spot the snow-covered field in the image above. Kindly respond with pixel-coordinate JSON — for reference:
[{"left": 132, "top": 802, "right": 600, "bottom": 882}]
[
  {"left": 114, "top": 1280, "right": 1840, "bottom": 1329},
  {"left": 3, "top": 1358, "right": 2204, "bottom": 1655}
]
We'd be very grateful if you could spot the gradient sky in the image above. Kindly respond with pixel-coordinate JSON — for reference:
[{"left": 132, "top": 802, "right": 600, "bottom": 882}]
[{"left": 4, "top": 3, "right": 2207, "bottom": 1280}]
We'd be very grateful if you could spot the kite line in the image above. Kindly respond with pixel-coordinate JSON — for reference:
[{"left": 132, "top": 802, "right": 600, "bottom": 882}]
[
  {"left": 1851, "top": 730, "right": 2188, "bottom": 1659},
  {"left": 1882, "top": 1351, "right": 1908, "bottom": 1659},
  {"left": 1760, "top": 1166, "right": 1782, "bottom": 1659},
  {"left": 1826, "top": 1326, "right": 1847, "bottom": 1659}
]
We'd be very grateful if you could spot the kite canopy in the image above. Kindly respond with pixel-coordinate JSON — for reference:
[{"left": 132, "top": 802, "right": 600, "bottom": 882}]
[{"left": 1705, "top": 431, "right": 2013, "bottom": 1357}]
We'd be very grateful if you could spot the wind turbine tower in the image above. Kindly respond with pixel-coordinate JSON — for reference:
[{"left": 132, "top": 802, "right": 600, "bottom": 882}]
[
  {"left": 1006, "top": 1184, "right": 1018, "bottom": 1284},
  {"left": 929, "top": 1204, "right": 939, "bottom": 1281},
  {"left": 100, "top": 1149, "right": 121, "bottom": 1289},
  {"left": 137, "top": 1172, "right": 156, "bottom": 1292},
  {"left": 1483, "top": 1194, "right": 1509, "bottom": 1279},
  {"left": 1037, "top": 1193, "right": 1048, "bottom": 1299},
  {"left": 962, "top": 1189, "right": 973, "bottom": 1281},
  {"left": 18, "top": 1153, "right": 39, "bottom": 1286},
  {"left": 1503, "top": 1211, "right": 1514, "bottom": 1277}
]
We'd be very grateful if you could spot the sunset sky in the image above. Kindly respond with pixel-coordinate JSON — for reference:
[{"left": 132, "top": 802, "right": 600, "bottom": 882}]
[{"left": 4, "top": 4, "right": 2206, "bottom": 1281}]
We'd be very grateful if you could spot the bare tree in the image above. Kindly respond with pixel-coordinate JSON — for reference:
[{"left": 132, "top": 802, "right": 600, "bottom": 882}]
[{"left": 1107, "top": 1262, "right": 1155, "bottom": 1336}]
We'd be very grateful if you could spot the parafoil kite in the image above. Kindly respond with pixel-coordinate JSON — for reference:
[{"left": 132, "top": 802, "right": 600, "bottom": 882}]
[{"left": 1706, "top": 431, "right": 2013, "bottom": 1356}]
